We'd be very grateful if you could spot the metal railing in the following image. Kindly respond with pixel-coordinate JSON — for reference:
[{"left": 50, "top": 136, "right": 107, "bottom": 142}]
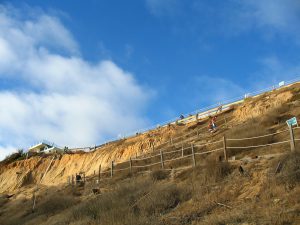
[{"left": 68, "top": 77, "right": 300, "bottom": 153}]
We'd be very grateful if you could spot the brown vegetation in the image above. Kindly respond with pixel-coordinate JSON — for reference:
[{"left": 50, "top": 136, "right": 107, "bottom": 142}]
[{"left": 1, "top": 83, "right": 300, "bottom": 225}]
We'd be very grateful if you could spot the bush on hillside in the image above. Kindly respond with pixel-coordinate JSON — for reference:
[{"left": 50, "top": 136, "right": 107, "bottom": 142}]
[
  {"left": 150, "top": 169, "right": 169, "bottom": 181},
  {"left": 1, "top": 149, "right": 27, "bottom": 165},
  {"left": 36, "top": 192, "right": 77, "bottom": 215},
  {"left": 138, "top": 184, "right": 184, "bottom": 216}
]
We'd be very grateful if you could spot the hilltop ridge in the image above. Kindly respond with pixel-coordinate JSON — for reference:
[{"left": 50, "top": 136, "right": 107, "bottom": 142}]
[{"left": 0, "top": 82, "right": 300, "bottom": 225}]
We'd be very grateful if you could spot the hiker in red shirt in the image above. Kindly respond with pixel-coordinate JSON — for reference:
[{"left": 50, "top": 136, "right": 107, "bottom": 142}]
[
  {"left": 208, "top": 116, "right": 217, "bottom": 133},
  {"left": 212, "top": 116, "right": 217, "bottom": 130}
]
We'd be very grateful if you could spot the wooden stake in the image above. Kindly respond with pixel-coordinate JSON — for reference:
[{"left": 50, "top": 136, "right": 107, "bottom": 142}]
[
  {"left": 98, "top": 164, "right": 101, "bottom": 182},
  {"left": 181, "top": 142, "right": 184, "bottom": 158},
  {"left": 129, "top": 157, "right": 132, "bottom": 173},
  {"left": 223, "top": 136, "right": 227, "bottom": 161},
  {"left": 160, "top": 150, "right": 164, "bottom": 169},
  {"left": 111, "top": 161, "right": 114, "bottom": 178},
  {"left": 288, "top": 125, "right": 296, "bottom": 152},
  {"left": 191, "top": 143, "right": 196, "bottom": 167},
  {"left": 32, "top": 191, "right": 36, "bottom": 213}
]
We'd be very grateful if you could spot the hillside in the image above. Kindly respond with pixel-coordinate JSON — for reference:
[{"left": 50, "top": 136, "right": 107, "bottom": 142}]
[{"left": 0, "top": 82, "right": 300, "bottom": 225}]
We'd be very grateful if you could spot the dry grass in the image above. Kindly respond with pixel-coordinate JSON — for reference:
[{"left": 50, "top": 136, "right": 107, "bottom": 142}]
[
  {"left": 150, "top": 169, "right": 169, "bottom": 181},
  {"left": 260, "top": 104, "right": 292, "bottom": 127},
  {"left": 35, "top": 192, "right": 78, "bottom": 215},
  {"left": 137, "top": 183, "right": 190, "bottom": 217},
  {"left": 0, "top": 195, "right": 8, "bottom": 207},
  {"left": 275, "top": 151, "right": 300, "bottom": 188},
  {"left": 69, "top": 177, "right": 189, "bottom": 225},
  {"left": 226, "top": 120, "right": 278, "bottom": 157}
]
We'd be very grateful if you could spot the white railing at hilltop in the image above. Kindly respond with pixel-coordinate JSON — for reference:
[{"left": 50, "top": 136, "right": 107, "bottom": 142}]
[
  {"left": 86, "top": 77, "right": 300, "bottom": 150},
  {"left": 31, "top": 77, "right": 300, "bottom": 152}
]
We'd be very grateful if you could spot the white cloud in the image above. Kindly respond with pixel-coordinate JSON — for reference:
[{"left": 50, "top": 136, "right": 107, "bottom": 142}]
[
  {"left": 231, "top": 0, "right": 300, "bottom": 41},
  {"left": 0, "top": 6, "right": 151, "bottom": 159}
]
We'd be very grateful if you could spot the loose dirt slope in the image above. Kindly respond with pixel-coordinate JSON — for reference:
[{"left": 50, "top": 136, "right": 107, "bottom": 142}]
[{"left": 0, "top": 83, "right": 300, "bottom": 225}]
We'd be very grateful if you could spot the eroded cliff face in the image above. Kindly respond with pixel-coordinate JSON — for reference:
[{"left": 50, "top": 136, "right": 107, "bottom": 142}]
[
  {"left": 1, "top": 84, "right": 299, "bottom": 194},
  {"left": 233, "top": 90, "right": 294, "bottom": 122},
  {"left": 0, "top": 123, "right": 184, "bottom": 193}
]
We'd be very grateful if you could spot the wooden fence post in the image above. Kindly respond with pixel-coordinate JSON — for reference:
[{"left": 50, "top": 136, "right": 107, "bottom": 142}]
[
  {"left": 170, "top": 137, "right": 173, "bottom": 146},
  {"left": 129, "top": 157, "right": 132, "bottom": 173},
  {"left": 98, "top": 164, "right": 101, "bottom": 182},
  {"left": 32, "top": 191, "right": 36, "bottom": 213},
  {"left": 111, "top": 161, "right": 114, "bottom": 178},
  {"left": 160, "top": 150, "right": 164, "bottom": 169},
  {"left": 181, "top": 143, "right": 184, "bottom": 158},
  {"left": 152, "top": 144, "right": 154, "bottom": 152},
  {"left": 223, "top": 136, "right": 228, "bottom": 161},
  {"left": 288, "top": 125, "right": 296, "bottom": 152},
  {"left": 191, "top": 143, "right": 196, "bottom": 167}
]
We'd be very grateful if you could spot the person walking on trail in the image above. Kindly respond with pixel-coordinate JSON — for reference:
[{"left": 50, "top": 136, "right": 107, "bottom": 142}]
[
  {"left": 212, "top": 116, "right": 217, "bottom": 130},
  {"left": 208, "top": 116, "right": 213, "bottom": 132},
  {"left": 217, "top": 105, "right": 223, "bottom": 113},
  {"left": 208, "top": 116, "right": 217, "bottom": 133}
]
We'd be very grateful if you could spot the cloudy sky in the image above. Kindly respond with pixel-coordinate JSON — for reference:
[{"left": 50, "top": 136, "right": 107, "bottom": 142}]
[{"left": 0, "top": 0, "right": 300, "bottom": 159}]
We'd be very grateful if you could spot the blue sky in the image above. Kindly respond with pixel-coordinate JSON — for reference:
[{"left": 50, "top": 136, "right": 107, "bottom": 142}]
[{"left": 0, "top": 0, "right": 300, "bottom": 158}]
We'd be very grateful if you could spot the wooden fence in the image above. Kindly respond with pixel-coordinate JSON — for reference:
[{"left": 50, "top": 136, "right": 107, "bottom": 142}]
[{"left": 67, "top": 124, "right": 299, "bottom": 184}]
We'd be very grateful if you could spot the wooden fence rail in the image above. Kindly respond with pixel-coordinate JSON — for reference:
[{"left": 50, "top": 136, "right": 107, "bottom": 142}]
[
  {"left": 91, "top": 127, "right": 296, "bottom": 181},
  {"left": 68, "top": 124, "right": 298, "bottom": 187}
]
